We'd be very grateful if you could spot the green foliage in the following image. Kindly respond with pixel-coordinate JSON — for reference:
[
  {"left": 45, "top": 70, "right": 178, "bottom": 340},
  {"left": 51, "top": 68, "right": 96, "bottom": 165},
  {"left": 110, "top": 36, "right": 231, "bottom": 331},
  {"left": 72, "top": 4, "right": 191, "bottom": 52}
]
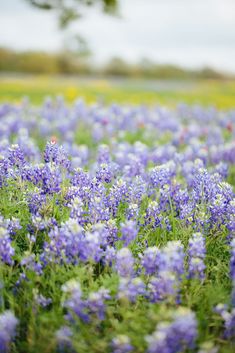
[
  {"left": 0, "top": 47, "right": 233, "bottom": 80},
  {"left": 24, "top": 0, "right": 118, "bottom": 28}
]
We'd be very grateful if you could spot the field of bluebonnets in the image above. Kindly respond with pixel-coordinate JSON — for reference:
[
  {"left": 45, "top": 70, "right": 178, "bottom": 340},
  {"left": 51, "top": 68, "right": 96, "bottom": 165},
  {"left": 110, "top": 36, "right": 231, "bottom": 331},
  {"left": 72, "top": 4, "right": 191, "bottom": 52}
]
[{"left": 1, "top": 95, "right": 235, "bottom": 353}]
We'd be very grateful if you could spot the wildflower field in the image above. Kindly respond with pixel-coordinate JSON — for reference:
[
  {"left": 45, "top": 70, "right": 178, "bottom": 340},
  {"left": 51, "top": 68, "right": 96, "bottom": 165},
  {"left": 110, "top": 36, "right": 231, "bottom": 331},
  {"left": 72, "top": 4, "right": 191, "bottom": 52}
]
[{"left": 0, "top": 89, "right": 235, "bottom": 353}]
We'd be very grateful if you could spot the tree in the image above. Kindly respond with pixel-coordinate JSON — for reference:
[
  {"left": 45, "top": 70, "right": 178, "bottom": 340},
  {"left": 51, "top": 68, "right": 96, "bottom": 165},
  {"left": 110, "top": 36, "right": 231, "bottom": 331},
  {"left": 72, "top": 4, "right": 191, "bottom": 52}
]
[{"left": 24, "top": 0, "right": 118, "bottom": 28}]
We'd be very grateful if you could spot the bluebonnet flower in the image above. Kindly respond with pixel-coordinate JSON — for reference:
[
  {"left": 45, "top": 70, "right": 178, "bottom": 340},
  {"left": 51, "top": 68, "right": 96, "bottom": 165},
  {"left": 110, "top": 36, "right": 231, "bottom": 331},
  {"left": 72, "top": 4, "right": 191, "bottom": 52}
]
[
  {"left": 123, "top": 154, "right": 144, "bottom": 178},
  {"left": 188, "top": 232, "right": 206, "bottom": 280},
  {"left": 68, "top": 197, "right": 87, "bottom": 226},
  {"left": 62, "top": 279, "right": 89, "bottom": 323},
  {"left": 126, "top": 203, "right": 139, "bottom": 221},
  {"left": 62, "top": 280, "right": 110, "bottom": 323},
  {"left": 0, "top": 311, "right": 18, "bottom": 353},
  {"left": 104, "top": 219, "right": 118, "bottom": 246},
  {"left": 27, "top": 189, "right": 47, "bottom": 215},
  {"left": 230, "top": 238, "right": 235, "bottom": 282},
  {"left": 96, "top": 163, "right": 114, "bottom": 183},
  {"left": 144, "top": 201, "right": 163, "bottom": 229},
  {"left": 141, "top": 246, "right": 163, "bottom": 275},
  {"left": 20, "top": 252, "right": 43, "bottom": 275},
  {"left": 33, "top": 289, "right": 52, "bottom": 307},
  {"left": 7, "top": 144, "right": 26, "bottom": 168},
  {"left": 103, "top": 245, "right": 116, "bottom": 267},
  {"left": 40, "top": 164, "right": 62, "bottom": 195},
  {"left": 44, "top": 141, "right": 70, "bottom": 169},
  {"left": 147, "top": 241, "right": 185, "bottom": 303},
  {"left": 97, "top": 144, "right": 111, "bottom": 164},
  {"left": 229, "top": 238, "right": 235, "bottom": 306},
  {"left": 108, "top": 178, "right": 130, "bottom": 217},
  {"left": 129, "top": 176, "right": 147, "bottom": 203},
  {"left": 0, "top": 156, "right": 8, "bottom": 187},
  {"left": 117, "top": 277, "right": 145, "bottom": 302},
  {"left": 148, "top": 271, "right": 178, "bottom": 303},
  {"left": 215, "top": 304, "right": 235, "bottom": 340},
  {"left": 81, "top": 230, "right": 104, "bottom": 263},
  {"left": 43, "top": 219, "right": 85, "bottom": 264},
  {"left": 55, "top": 326, "right": 73, "bottom": 352},
  {"left": 149, "top": 161, "right": 176, "bottom": 188},
  {"left": 162, "top": 241, "right": 185, "bottom": 277},
  {"left": 120, "top": 220, "right": 138, "bottom": 246},
  {"left": 5, "top": 217, "right": 22, "bottom": 235},
  {"left": 0, "top": 224, "right": 15, "bottom": 265},
  {"left": 146, "top": 308, "right": 197, "bottom": 353},
  {"left": 115, "top": 248, "right": 135, "bottom": 277},
  {"left": 87, "top": 288, "right": 111, "bottom": 320}
]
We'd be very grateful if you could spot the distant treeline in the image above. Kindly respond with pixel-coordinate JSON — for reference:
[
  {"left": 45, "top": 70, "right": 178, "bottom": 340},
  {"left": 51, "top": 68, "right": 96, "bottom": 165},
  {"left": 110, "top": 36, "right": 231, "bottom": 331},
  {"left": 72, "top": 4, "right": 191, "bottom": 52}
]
[{"left": 0, "top": 47, "right": 232, "bottom": 79}]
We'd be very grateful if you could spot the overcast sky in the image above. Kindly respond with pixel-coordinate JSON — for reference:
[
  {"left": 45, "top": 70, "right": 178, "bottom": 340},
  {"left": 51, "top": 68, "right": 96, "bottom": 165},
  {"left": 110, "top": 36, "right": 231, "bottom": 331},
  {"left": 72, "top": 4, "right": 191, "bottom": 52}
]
[{"left": 0, "top": 0, "right": 235, "bottom": 72}]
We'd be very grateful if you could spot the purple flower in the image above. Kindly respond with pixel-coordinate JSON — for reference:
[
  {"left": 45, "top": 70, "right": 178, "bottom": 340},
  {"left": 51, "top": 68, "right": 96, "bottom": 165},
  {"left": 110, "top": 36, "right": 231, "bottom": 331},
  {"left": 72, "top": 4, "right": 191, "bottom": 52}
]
[
  {"left": 115, "top": 248, "right": 135, "bottom": 278},
  {"left": 149, "top": 161, "right": 176, "bottom": 188},
  {"left": 62, "top": 279, "right": 89, "bottom": 323},
  {"left": 141, "top": 246, "right": 163, "bottom": 275},
  {"left": 146, "top": 308, "right": 197, "bottom": 353},
  {"left": 44, "top": 142, "right": 71, "bottom": 170},
  {"left": 87, "top": 288, "right": 111, "bottom": 320},
  {"left": 215, "top": 304, "right": 235, "bottom": 340},
  {"left": 7, "top": 144, "right": 26, "bottom": 168},
  {"left": 0, "top": 224, "right": 15, "bottom": 265},
  {"left": 230, "top": 238, "right": 235, "bottom": 282},
  {"left": 0, "top": 311, "right": 18, "bottom": 353},
  {"left": 117, "top": 277, "right": 145, "bottom": 302},
  {"left": 162, "top": 241, "right": 185, "bottom": 277},
  {"left": 62, "top": 280, "right": 110, "bottom": 323},
  {"left": 148, "top": 271, "right": 178, "bottom": 303},
  {"left": 55, "top": 326, "right": 73, "bottom": 352},
  {"left": 34, "top": 292, "right": 52, "bottom": 307},
  {"left": 120, "top": 220, "right": 138, "bottom": 246},
  {"left": 188, "top": 232, "right": 206, "bottom": 280}
]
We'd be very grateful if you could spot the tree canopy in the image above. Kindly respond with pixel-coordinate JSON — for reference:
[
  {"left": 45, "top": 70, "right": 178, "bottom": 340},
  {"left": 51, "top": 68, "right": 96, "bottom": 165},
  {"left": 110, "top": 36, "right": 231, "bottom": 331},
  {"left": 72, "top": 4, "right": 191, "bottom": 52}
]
[{"left": 24, "top": 0, "right": 118, "bottom": 28}]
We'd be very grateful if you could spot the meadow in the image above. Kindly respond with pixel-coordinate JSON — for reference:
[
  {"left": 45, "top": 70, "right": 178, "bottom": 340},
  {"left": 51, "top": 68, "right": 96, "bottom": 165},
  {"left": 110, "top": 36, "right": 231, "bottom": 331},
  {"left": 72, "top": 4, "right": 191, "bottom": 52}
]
[
  {"left": 0, "top": 77, "right": 235, "bottom": 353},
  {"left": 0, "top": 76, "right": 235, "bottom": 108}
]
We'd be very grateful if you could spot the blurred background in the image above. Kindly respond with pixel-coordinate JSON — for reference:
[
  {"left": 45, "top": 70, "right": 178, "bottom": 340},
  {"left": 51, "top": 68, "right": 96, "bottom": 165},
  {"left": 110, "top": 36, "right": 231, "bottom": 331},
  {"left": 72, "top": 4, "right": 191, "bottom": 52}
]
[{"left": 0, "top": 0, "right": 235, "bottom": 107}]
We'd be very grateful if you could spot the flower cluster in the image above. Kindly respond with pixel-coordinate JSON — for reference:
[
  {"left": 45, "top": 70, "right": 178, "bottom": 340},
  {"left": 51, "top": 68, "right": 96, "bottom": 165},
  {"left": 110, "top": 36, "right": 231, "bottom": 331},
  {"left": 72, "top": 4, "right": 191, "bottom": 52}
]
[{"left": 0, "top": 99, "right": 235, "bottom": 352}]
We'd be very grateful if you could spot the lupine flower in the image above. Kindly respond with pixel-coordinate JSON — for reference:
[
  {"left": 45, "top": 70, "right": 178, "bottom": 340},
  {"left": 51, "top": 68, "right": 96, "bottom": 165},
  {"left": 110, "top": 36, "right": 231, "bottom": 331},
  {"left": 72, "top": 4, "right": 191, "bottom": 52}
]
[
  {"left": 120, "top": 220, "right": 138, "bottom": 246},
  {"left": 87, "top": 288, "right": 111, "bottom": 320},
  {"left": 0, "top": 311, "right": 18, "bottom": 353},
  {"left": 148, "top": 271, "right": 178, "bottom": 303},
  {"left": 62, "top": 279, "right": 89, "bottom": 323},
  {"left": 149, "top": 161, "right": 176, "bottom": 188},
  {"left": 7, "top": 144, "right": 26, "bottom": 168},
  {"left": 118, "top": 277, "right": 146, "bottom": 302},
  {"left": 115, "top": 248, "right": 135, "bottom": 277},
  {"left": 0, "top": 225, "right": 15, "bottom": 265},
  {"left": 215, "top": 304, "right": 235, "bottom": 340},
  {"left": 162, "top": 241, "right": 185, "bottom": 277},
  {"left": 141, "top": 246, "right": 163, "bottom": 275},
  {"left": 146, "top": 308, "right": 197, "bottom": 353},
  {"left": 230, "top": 238, "right": 235, "bottom": 281},
  {"left": 188, "top": 232, "right": 206, "bottom": 280},
  {"left": 55, "top": 326, "right": 73, "bottom": 352}
]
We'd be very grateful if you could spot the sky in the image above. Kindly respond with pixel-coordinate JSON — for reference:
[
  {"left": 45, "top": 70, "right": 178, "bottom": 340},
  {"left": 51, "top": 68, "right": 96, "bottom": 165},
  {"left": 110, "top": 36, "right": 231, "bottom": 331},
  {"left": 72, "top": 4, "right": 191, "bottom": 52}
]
[{"left": 0, "top": 0, "right": 235, "bottom": 73}]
